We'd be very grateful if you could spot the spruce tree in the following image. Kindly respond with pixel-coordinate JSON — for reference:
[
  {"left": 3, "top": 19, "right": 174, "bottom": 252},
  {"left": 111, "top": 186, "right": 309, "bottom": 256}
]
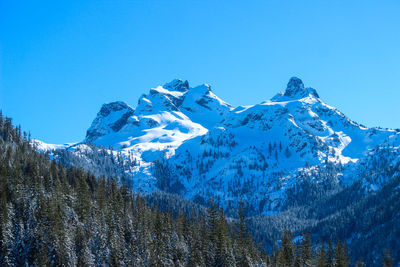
[
  {"left": 327, "top": 239, "right": 335, "bottom": 267},
  {"left": 335, "top": 240, "right": 348, "bottom": 267},
  {"left": 281, "top": 229, "right": 295, "bottom": 267},
  {"left": 381, "top": 249, "right": 393, "bottom": 267},
  {"left": 236, "top": 200, "right": 250, "bottom": 267},
  {"left": 301, "top": 231, "right": 312, "bottom": 266},
  {"left": 315, "top": 244, "right": 327, "bottom": 267}
]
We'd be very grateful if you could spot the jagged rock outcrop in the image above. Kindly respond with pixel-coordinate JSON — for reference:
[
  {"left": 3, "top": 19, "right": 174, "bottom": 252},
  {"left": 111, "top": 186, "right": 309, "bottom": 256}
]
[{"left": 38, "top": 77, "right": 397, "bottom": 214}]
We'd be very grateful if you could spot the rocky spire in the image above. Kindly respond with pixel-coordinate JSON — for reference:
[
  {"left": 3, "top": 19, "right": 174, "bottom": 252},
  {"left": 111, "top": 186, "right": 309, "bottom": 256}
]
[
  {"left": 284, "top": 77, "right": 319, "bottom": 99},
  {"left": 163, "top": 79, "right": 190, "bottom": 92},
  {"left": 85, "top": 101, "right": 135, "bottom": 143}
]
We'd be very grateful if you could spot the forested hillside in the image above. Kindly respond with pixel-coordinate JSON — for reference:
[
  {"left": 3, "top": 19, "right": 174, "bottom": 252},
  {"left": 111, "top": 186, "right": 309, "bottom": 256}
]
[
  {"left": 3, "top": 112, "right": 394, "bottom": 266},
  {"left": 0, "top": 112, "right": 266, "bottom": 266}
]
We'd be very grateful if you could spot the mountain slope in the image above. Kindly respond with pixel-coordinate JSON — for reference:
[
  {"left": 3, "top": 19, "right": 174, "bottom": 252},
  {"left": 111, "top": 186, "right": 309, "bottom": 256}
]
[
  {"left": 36, "top": 77, "right": 397, "bottom": 215},
  {"left": 84, "top": 80, "right": 231, "bottom": 162},
  {"left": 0, "top": 113, "right": 268, "bottom": 267},
  {"left": 162, "top": 77, "right": 395, "bottom": 214},
  {"left": 32, "top": 77, "right": 400, "bottom": 264}
]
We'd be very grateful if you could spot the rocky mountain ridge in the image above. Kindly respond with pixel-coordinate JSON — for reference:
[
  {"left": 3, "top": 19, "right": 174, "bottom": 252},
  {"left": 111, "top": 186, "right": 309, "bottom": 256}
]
[{"left": 34, "top": 77, "right": 398, "bottom": 215}]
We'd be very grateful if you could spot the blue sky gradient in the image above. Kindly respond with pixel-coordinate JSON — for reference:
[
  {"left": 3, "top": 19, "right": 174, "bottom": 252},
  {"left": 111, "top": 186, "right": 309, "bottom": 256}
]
[{"left": 1, "top": 0, "right": 399, "bottom": 143}]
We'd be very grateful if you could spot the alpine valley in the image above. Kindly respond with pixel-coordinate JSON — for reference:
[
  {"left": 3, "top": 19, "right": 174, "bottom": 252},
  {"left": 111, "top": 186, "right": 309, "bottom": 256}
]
[{"left": 34, "top": 77, "right": 400, "bottom": 264}]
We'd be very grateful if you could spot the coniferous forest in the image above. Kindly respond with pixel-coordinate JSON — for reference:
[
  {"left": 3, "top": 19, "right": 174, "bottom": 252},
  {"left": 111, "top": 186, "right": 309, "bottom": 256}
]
[
  {"left": 0, "top": 111, "right": 395, "bottom": 266},
  {"left": 4, "top": 0, "right": 400, "bottom": 265}
]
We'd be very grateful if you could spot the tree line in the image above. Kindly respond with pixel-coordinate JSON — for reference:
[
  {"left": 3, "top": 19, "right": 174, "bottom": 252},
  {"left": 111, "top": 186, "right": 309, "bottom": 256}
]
[{"left": 0, "top": 111, "right": 395, "bottom": 266}]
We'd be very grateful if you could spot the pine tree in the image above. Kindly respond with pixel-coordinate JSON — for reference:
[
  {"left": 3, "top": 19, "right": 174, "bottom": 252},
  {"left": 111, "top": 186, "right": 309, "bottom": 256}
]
[
  {"left": 215, "top": 208, "right": 232, "bottom": 266},
  {"left": 381, "top": 249, "right": 393, "bottom": 267},
  {"left": 315, "top": 243, "right": 327, "bottom": 267},
  {"left": 188, "top": 221, "right": 204, "bottom": 266},
  {"left": 300, "top": 231, "right": 312, "bottom": 266},
  {"left": 1, "top": 203, "right": 16, "bottom": 266},
  {"left": 335, "top": 240, "right": 348, "bottom": 267},
  {"left": 327, "top": 239, "right": 335, "bottom": 267},
  {"left": 281, "top": 229, "right": 295, "bottom": 267},
  {"left": 206, "top": 198, "right": 219, "bottom": 265},
  {"left": 236, "top": 200, "right": 250, "bottom": 267},
  {"left": 355, "top": 257, "right": 364, "bottom": 267},
  {"left": 150, "top": 210, "right": 164, "bottom": 267}
]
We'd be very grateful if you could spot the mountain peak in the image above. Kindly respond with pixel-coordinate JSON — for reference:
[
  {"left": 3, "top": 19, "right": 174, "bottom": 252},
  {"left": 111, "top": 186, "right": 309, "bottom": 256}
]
[
  {"left": 285, "top": 77, "right": 304, "bottom": 95},
  {"left": 85, "top": 101, "right": 135, "bottom": 143},
  {"left": 99, "top": 101, "right": 133, "bottom": 117},
  {"left": 163, "top": 79, "right": 189, "bottom": 92},
  {"left": 283, "top": 77, "right": 319, "bottom": 99}
]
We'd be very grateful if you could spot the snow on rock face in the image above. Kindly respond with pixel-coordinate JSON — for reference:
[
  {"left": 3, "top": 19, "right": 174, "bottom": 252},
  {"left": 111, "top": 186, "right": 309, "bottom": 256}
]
[
  {"left": 180, "top": 84, "right": 233, "bottom": 128},
  {"left": 37, "top": 77, "right": 398, "bottom": 215},
  {"left": 160, "top": 78, "right": 395, "bottom": 214},
  {"left": 345, "top": 131, "right": 400, "bottom": 191},
  {"left": 32, "top": 139, "right": 72, "bottom": 151},
  {"left": 272, "top": 77, "right": 320, "bottom": 101},
  {"left": 83, "top": 79, "right": 231, "bottom": 161},
  {"left": 163, "top": 79, "right": 190, "bottom": 92},
  {"left": 85, "top": 101, "right": 135, "bottom": 143},
  {"left": 285, "top": 77, "right": 306, "bottom": 96}
]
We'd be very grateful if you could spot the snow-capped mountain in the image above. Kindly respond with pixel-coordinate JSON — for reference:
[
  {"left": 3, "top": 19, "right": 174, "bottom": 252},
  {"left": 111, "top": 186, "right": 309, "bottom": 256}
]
[
  {"left": 84, "top": 79, "right": 232, "bottom": 162},
  {"left": 346, "top": 131, "right": 400, "bottom": 192},
  {"left": 160, "top": 77, "right": 395, "bottom": 213},
  {"left": 36, "top": 77, "right": 398, "bottom": 215}
]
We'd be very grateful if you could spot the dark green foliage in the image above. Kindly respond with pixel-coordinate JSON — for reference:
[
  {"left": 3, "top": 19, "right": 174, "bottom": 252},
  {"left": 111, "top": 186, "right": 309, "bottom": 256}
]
[
  {"left": 0, "top": 112, "right": 396, "bottom": 266},
  {"left": 0, "top": 113, "right": 265, "bottom": 266},
  {"left": 381, "top": 249, "right": 393, "bottom": 267},
  {"left": 248, "top": 158, "right": 400, "bottom": 265},
  {"left": 334, "top": 240, "right": 348, "bottom": 267},
  {"left": 270, "top": 230, "right": 358, "bottom": 267},
  {"left": 315, "top": 243, "right": 327, "bottom": 267}
]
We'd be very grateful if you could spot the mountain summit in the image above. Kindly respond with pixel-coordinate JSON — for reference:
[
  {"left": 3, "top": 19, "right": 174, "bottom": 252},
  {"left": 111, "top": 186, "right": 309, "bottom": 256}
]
[
  {"left": 37, "top": 77, "right": 397, "bottom": 214},
  {"left": 163, "top": 79, "right": 190, "bottom": 92},
  {"left": 85, "top": 101, "right": 135, "bottom": 143},
  {"left": 284, "top": 77, "right": 319, "bottom": 99},
  {"left": 82, "top": 79, "right": 231, "bottom": 163},
  {"left": 32, "top": 78, "right": 400, "bottom": 264}
]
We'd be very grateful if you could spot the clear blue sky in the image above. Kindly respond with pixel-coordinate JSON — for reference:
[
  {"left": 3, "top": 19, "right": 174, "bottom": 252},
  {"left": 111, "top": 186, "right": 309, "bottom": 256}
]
[{"left": 1, "top": 0, "right": 399, "bottom": 143}]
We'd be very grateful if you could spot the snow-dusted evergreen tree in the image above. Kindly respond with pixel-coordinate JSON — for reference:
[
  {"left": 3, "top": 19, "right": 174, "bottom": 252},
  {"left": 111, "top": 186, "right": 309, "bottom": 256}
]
[{"left": 0, "top": 113, "right": 272, "bottom": 266}]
